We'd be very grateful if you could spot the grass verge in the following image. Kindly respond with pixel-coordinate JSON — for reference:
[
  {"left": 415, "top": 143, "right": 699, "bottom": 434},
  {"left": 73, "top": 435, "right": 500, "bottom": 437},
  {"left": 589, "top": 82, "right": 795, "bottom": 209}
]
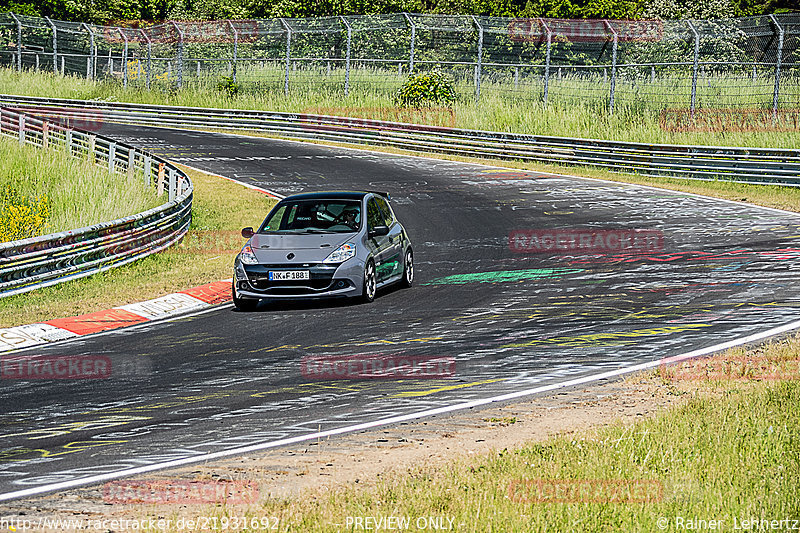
[
  {"left": 1, "top": 68, "right": 798, "bottom": 149},
  {"left": 0, "top": 166, "right": 276, "bottom": 328},
  {"left": 153, "top": 337, "right": 800, "bottom": 531}
]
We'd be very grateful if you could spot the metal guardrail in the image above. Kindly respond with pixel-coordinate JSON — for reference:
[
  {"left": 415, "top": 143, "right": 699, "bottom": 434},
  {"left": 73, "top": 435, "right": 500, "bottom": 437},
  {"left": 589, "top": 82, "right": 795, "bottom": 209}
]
[
  {"left": 0, "top": 107, "right": 193, "bottom": 298},
  {"left": 2, "top": 94, "right": 797, "bottom": 188}
]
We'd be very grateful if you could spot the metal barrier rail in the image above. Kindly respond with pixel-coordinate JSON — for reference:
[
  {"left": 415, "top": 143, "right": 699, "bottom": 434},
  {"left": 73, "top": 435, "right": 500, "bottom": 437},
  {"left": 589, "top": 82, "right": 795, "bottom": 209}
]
[
  {"left": 1, "top": 93, "right": 799, "bottom": 187},
  {"left": 0, "top": 107, "right": 193, "bottom": 298}
]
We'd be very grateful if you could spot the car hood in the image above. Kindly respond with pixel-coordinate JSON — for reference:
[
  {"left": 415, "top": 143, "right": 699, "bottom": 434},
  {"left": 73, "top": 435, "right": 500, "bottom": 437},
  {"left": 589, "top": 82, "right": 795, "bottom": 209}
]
[{"left": 249, "top": 232, "right": 356, "bottom": 263}]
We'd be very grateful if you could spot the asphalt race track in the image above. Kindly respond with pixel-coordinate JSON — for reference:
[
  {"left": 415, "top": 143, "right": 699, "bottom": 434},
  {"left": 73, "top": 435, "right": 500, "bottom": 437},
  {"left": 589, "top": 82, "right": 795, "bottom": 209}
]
[{"left": 2, "top": 124, "right": 800, "bottom": 501}]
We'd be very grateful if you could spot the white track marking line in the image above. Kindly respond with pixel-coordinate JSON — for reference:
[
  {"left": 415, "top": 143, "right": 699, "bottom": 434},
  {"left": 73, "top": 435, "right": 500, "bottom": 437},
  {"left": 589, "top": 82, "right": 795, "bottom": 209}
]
[{"left": 2, "top": 317, "right": 799, "bottom": 502}]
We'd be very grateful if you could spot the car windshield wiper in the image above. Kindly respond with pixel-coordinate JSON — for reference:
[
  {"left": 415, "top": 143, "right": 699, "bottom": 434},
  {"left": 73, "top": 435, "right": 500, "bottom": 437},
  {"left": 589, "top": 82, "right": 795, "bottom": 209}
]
[{"left": 300, "top": 229, "right": 334, "bottom": 234}]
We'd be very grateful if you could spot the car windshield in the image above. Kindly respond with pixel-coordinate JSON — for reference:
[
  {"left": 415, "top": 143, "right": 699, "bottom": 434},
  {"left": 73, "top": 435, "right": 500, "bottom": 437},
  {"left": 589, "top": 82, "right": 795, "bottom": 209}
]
[{"left": 259, "top": 199, "right": 362, "bottom": 234}]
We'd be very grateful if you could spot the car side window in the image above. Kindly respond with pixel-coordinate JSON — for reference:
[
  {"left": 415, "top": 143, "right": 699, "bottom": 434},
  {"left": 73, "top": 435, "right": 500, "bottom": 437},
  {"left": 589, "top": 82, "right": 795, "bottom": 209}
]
[
  {"left": 366, "top": 198, "right": 384, "bottom": 230},
  {"left": 375, "top": 196, "right": 394, "bottom": 227}
]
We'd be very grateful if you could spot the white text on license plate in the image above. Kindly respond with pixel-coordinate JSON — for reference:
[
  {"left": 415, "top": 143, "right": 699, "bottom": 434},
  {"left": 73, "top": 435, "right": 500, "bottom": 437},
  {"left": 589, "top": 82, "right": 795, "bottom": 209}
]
[{"left": 269, "top": 270, "right": 310, "bottom": 281}]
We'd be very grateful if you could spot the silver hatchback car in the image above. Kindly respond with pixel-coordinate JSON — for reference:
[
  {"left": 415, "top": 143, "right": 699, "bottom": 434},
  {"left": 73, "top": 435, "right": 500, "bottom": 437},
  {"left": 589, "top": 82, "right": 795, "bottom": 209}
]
[{"left": 232, "top": 191, "right": 414, "bottom": 310}]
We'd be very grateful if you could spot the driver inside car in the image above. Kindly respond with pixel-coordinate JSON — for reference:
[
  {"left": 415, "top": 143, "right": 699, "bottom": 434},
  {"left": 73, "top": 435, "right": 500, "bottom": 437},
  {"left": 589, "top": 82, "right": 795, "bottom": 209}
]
[{"left": 341, "top": 208, "right": 360, "bottom": 230}]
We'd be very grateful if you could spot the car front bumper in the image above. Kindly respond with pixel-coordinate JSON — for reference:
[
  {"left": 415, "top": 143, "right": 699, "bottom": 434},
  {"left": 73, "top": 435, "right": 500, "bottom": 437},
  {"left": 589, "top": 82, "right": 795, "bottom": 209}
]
[{"left": 234, "top": 259, "right": 364, "bottom": 299}]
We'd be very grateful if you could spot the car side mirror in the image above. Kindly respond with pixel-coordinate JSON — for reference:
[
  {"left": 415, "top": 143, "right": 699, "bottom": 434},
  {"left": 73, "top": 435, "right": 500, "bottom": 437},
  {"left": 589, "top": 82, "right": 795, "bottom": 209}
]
[
  {"left": 369, "top": 225, "right": 390, "bottom": 238},
  {"left": 241, "top": 227, "right": 255, "bottom": 238}
]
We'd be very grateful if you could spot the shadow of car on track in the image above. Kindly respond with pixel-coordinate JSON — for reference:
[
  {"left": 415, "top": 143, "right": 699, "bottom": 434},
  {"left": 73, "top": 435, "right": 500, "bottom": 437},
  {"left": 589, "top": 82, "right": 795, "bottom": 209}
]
[{"left": 231, "top": 284, "right": 411, "bottom": 313}]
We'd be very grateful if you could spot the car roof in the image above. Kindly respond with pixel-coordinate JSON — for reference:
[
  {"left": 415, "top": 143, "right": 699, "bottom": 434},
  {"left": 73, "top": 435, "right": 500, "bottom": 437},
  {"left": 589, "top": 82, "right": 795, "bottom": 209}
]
[
  {"left": 280, "top": 191, "right": 370, "bottom": 201},
  {"left": 279, "top": 191, "right": 390, "bottom": 201}
]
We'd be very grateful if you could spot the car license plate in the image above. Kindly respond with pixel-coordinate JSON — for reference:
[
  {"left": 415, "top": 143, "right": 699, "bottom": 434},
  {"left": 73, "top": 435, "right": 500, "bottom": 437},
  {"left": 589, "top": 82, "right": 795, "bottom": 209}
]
[{"left": 269, "top": 270, "right": 310, "bottom": 281}]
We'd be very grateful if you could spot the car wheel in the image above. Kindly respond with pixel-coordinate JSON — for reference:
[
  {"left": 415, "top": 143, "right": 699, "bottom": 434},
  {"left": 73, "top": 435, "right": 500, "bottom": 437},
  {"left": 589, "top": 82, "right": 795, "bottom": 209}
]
[
  {"left": 232, "top": 281, "right": 259, "bottom": 311},
  {"left": 361, "top": 260, "right": 377, "bottom": 303},
  {"left": 400, "top": 248, "right": 414, "bottom": 288}
]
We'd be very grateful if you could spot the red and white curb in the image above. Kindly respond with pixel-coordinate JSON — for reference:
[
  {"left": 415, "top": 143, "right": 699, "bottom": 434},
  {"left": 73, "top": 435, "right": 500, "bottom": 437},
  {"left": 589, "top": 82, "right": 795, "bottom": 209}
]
[{"left": 0, "top": 280, "right": 233, "bottom": 354}]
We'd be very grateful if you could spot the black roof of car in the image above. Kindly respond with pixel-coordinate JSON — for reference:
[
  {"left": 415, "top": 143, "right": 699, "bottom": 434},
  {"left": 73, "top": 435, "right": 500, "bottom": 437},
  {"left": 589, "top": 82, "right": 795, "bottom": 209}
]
[{"left": 279, "top": 191, "right": 389, "bottom": 201}]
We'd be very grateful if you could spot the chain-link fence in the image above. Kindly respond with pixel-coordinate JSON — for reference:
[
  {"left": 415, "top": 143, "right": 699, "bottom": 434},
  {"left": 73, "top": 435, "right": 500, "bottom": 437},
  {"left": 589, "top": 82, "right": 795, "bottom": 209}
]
[{"left": 0, "top": 12, "right": 797, "bottom": 115}]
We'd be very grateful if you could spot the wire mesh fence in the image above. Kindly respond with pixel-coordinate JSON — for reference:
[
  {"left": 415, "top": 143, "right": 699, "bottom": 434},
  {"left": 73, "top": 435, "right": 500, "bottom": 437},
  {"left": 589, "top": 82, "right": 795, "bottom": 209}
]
[{"left": 0, "top": 12, "right": 797, "bottom": 114}]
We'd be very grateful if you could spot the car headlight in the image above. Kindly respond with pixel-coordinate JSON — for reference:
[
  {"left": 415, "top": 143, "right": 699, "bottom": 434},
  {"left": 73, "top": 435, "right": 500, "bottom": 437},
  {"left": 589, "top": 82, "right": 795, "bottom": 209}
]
[
  {"left": 323, "top": 242, "right": 356, "bottom": 264},
  {"left": 239, "top": 244, "right": 258, "bottom": 265}
]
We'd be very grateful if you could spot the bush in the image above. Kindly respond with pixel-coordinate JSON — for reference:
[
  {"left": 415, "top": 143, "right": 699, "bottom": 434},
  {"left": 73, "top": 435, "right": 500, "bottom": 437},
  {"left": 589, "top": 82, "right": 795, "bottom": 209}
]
[
  {"left": 216, "top": 75, "right": 240, "bottom": 97},
  {"left": 0, "top": 187, "right": 49, "bottom": 242},
  {"left": 394, "top": 71, "right": 457, "bottom": 108}
]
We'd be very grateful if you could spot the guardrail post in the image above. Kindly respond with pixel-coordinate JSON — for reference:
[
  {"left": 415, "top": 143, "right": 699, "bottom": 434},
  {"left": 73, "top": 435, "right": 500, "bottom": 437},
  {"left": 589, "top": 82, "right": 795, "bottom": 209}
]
[
  {"left": 140, "top": 29, "right": 152, "bottom": 89},
  {"left": 226, "top": 20, "right": 239, "bottom": 83},
  {"left": 45, "top": 17, "right": 58, "bottom": 74},
  {"left": 168, "top": 168, "right": 176, "bottom": 202},
  {"left": 127, "top": 148, "right": 136, "bottom": 180},
  {"left": 769, "top": 14, "right": 785, "bottom": 123},
  {"left": 541, "top": 18, "right": 552, "bottom": 108},
  {"left": 42, "top": 121, "right": 49, "bottom": 149},
  {"left": 144, "top": 155, "right": 152, "bottom": 187},
  {"left": 157, "top": 163, "right": 165, "bottom": 195},
  {"left": 686, "top": 21, "right": 700, "bottom": 117},
  {"left": 471, "top": 15, "right": 484, "bottom": 102},
  {"left": 18, "top": 115, "right": 24, "bottom": 145},
  {"left": 403, "top": 13, "right": 416, "bottom": 75},
  {"left": 340, "top": 16, "right": 352, "bottom": 96},
  {"left": 171, "top": 21, "right": 184, "bottom": 88},
  {"left": 604, "top": 20, "right": 619, "bottom": 114},
  {"left": 65, "top": 129, "right": 73, "bottom": 155},
  {"left": 10, "top": 13, "right": 22, "bottom": 71},
  {"left": 279, "top": 18, "right": 291, "bottom": 96},
  {"left": 86, "top": 134, "right": 95, "bottom": 162},
  {"left": 108, "top": 142, "right": 116, "bottom": 173},
  {"left": 118, "top": 28, "right": 129, "bottom": 88},
  {"left": 82, "top": 23, "right": 95, "bottom": 80}
]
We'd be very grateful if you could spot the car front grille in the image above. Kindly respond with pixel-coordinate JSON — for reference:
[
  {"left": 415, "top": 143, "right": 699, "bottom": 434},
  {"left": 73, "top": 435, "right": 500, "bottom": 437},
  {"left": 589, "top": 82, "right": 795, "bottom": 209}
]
[{"left": 243, "top": 263, "right": 340, "bottom": 294}]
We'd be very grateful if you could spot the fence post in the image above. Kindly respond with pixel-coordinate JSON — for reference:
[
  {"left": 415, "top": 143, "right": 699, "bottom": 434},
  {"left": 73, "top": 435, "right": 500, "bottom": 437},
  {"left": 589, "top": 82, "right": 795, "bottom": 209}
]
[
  {"left": 227, "top": 20, "right": 239, "bottom": 83},
  {"left": 45, "top": 17, "right": 58, "bottom": 74},
  {"left": 171, "top": 21, "right": 184, "bottom": 88},
  {"left": 471, "top": 15, "right": 484, "bottom": 102},
  {"left": 10, "top": 13, "right": 22, "bottom": 71},
  {"left": 65, "top": 129, "right": 73, "bottom": 155},
  {"left": 118, "top": 28, "right": 129, "bottom": 88},
  {"left": 279, "top": 18, "right": 291, "bottom": 96},
  {"left": 42, "top": 121, "right": 49, "bottom": 149},
  {"left": 18, "top": 115, "right": 24, "bottom": 145},
  {"left": 687, "top": 20, "right": 700, "bottom": 117},
  {"left": 140, "top": 29, "right": 152, "bottom": 89},
  {"left": 769, "top": 14, "right": 785, "bottom": 122},
  {"left": 604, "top": 20, "right": 619, "bottom": 114},
  {"left": 340, "top": 16, "right": 352, "bottom": 96},
  {"left": 403, "top": 13, "right": 416, "bottom": 75},
  {"left": 82, "top": 23, "right": 94, "bottom": 80},
  {"left": 541, "top": 18, "right": 552, "bottom": 107}
]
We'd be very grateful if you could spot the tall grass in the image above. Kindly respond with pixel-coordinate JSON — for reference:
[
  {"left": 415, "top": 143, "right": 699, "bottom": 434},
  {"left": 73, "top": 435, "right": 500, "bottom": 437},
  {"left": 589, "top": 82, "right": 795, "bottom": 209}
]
[
  {"left": 1, "top": 67, "right": 797, "bottom": 149},
  {"left": 0, "top": 135, "right": 160, "bottom": 238}
]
